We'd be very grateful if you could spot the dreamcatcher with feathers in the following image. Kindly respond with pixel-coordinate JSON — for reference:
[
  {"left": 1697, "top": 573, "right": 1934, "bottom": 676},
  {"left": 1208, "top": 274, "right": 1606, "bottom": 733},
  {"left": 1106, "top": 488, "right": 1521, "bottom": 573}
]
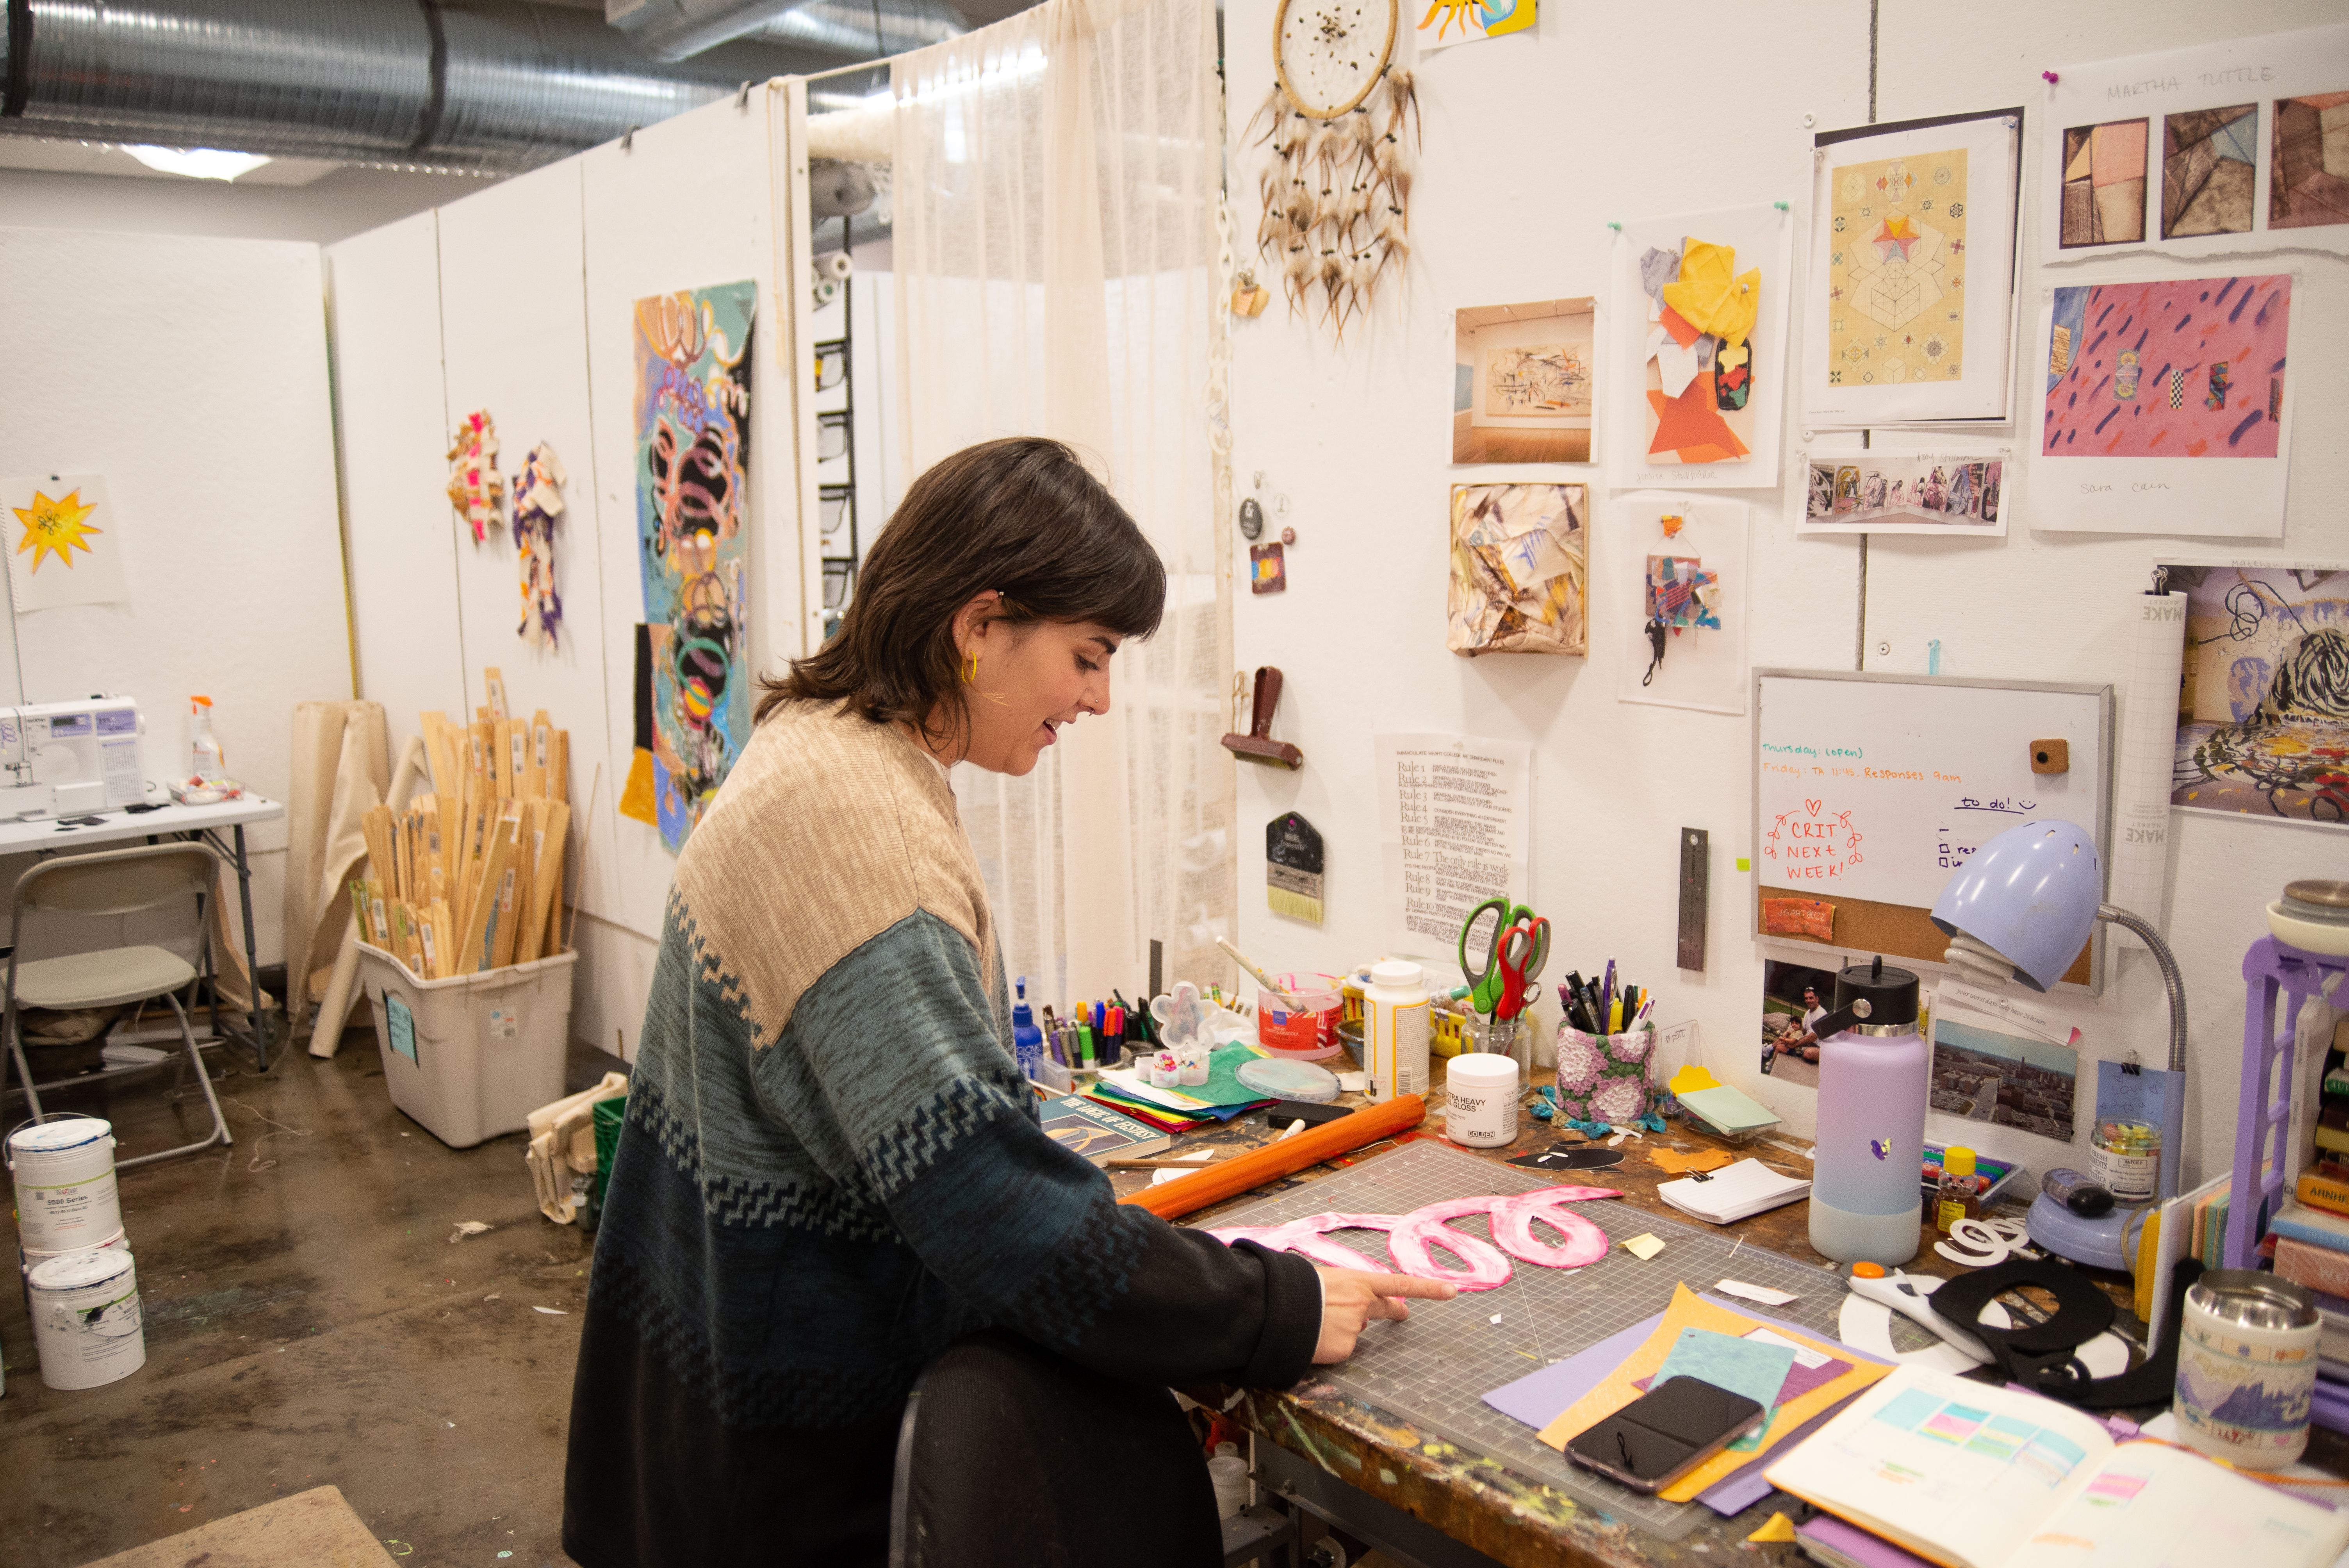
[{"left": 1251, "top": 0, "right": 1419, "bottom": 335}]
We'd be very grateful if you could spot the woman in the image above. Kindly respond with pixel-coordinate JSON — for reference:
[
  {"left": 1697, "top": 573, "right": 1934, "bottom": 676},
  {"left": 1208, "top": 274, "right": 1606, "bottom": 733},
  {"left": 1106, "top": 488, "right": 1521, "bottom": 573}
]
[{"left": 563, "top": 438, "right": 1450, "bottom": 1566}]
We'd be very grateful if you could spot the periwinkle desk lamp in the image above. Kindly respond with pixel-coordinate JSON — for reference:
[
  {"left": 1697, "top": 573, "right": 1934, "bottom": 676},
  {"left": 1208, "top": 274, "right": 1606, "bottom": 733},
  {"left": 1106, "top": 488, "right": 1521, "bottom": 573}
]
[{"left": 1929, "top": 820, "right": 2187, "bottom": 1271}]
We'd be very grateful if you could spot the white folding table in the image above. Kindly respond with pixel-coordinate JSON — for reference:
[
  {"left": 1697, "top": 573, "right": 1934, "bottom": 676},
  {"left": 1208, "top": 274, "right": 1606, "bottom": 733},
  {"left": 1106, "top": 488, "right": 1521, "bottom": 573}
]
[{"left": 0, "top": 786, "right": 287, "bottom": 1071}]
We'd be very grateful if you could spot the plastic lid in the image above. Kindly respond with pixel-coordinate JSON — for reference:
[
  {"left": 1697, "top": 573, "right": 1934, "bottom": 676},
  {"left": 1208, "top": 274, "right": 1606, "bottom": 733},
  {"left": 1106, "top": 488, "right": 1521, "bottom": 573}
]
[
  {"left": 1236, "top": 1055, "right": 1340, "bottom": 1103},
  {"left": 1851, "top": 1261, "right": 1887, "bottom": 1279},
  {"left": 1368, "top": 959, "right": 1424, "bottom": 989},
  {"left": 191, "top": 695, "right": 212, "bottom": 707},
  {"left": 28, "top": 1247, "right": 134, "bottom": 1291},
  {"left": 9, "top": 1116, "right": 113, "bottom": 1154},
  {"left": 1446, "top": 1052, "right": 1519, "bottom": 1088},
  {"left": 1944, "top": 1147, "right": 1976, "bottom": 1176}
]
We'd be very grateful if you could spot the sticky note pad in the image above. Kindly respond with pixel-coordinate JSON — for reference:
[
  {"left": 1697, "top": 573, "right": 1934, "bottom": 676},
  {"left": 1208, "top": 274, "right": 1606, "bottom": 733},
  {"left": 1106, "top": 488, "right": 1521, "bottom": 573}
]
[
  {"left": 1622, "top": 1233, "right": 1666, "bottom": 1260},
  {"left": 1651, "top": 1327, "right": 1797, "bottom": 1412}
]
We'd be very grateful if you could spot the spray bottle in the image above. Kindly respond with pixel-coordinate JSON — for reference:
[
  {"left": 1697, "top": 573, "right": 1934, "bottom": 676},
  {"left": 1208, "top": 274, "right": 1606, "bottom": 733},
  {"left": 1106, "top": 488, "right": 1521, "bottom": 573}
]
[
  {"left": 1012, "top": 977, "right": 1044, "bottom": 1081},
  {"left": 188, "top": 696, "right": 224, "bottom": 783}
]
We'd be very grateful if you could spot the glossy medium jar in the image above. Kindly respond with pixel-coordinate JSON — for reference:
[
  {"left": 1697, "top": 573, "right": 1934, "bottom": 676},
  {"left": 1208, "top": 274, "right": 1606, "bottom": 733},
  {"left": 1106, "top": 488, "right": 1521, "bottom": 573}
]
[{"left": 1445, "top": 1052, "right": 1519, "bottom": 1147}]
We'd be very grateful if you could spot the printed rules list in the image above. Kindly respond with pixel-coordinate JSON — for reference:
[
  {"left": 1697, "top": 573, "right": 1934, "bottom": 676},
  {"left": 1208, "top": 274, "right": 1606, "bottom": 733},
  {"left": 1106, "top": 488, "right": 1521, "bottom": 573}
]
[{"left": 1376, "top": 733, "right": 1534, "bottom": 959}]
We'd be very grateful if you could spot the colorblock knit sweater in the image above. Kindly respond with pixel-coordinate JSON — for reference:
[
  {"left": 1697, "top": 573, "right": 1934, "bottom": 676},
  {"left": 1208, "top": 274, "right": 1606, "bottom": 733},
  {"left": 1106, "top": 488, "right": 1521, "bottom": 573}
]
[{"left": 563, "top": 699, "right": 1321, "bottom": 1566}]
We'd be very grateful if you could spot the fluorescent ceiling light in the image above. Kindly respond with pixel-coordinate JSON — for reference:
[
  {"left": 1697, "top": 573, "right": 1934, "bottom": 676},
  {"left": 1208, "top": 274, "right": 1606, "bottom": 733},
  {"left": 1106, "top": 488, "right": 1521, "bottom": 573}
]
[{"left": 122, "top": 145, "right": 273, "bottom": 182}]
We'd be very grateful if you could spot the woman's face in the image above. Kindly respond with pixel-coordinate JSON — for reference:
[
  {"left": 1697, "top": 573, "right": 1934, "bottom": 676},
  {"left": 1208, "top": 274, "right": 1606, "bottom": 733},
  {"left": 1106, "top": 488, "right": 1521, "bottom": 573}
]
[{"left": 960, "top": 613, "right": 1121, "bottom": 775}]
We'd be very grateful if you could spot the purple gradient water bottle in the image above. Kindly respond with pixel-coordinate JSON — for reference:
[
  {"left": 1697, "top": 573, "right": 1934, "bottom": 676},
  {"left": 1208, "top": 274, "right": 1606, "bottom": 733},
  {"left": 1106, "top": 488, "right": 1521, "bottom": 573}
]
[{"left": 1807, "top": 957, "right": 1928, "bottom": 1266}]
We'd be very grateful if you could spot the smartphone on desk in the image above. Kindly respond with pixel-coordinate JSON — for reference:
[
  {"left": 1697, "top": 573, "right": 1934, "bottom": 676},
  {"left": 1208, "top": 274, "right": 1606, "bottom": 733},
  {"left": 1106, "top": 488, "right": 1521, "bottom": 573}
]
[{"left": 1563, "top": 1376, "right": 1765, "bottom": 1494}]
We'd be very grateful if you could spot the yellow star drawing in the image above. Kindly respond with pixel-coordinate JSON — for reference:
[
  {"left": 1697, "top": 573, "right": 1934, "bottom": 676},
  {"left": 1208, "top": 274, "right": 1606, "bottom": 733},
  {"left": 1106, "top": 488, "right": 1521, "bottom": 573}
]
[{"left": 11, "top": 487, "right": 103, "bottom": 574}]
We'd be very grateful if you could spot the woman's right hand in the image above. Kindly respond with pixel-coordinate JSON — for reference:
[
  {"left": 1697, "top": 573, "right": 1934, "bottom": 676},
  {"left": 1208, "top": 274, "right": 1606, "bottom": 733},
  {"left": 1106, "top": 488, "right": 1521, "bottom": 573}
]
[{"left": 1310, "top": 1267, "right": 1459, "bottom": 1364}]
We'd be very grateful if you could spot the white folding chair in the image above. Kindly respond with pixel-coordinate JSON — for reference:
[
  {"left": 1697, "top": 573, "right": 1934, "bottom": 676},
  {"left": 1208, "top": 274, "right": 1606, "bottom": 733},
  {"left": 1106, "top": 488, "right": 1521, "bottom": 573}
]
[{"left": 2, "top": 843, "right": 233, "bottom": 1167}]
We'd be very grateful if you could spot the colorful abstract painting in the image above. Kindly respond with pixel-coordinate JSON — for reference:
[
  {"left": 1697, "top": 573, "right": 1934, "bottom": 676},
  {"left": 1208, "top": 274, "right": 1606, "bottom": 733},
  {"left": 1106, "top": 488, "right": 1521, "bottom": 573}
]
[
  {"left": 1827, "top": 148, "right": 1967, "bottom": 388},
  {"left": 2041, "top": 275, "right": 2288, "bottom": 460},
  {"left": 1453, "top": 298, "right": 1596, "bottom": 463},
  {"left": 2, "top": 472, "right": 130, "bottom": 611},
  {"left": 2164, "top": 563, "right": 2349, "bottom": 827},
  {"left": 2161, "top": 104, "right": 2256, "bottom": 239},
  {"left": 1636, "top": 236, "right": 1759, "bottom": 463},
  {"left": 2058, "top": 119, "right": 2148, "bottom": 248},
  {"left": 632, "top": 282, "right": 755, "bottom": 852},
  {"left": 2271, "top": 92, "right": 2349, "bottom": 230},
  {"left": 1415, "top": 0, "right": 1534, "bottom": 53}
]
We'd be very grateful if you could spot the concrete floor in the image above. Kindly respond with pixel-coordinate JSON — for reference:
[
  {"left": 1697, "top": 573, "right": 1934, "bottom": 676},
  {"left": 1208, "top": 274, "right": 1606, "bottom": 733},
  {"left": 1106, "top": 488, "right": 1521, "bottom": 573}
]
[{"left": 0, "top": 1026, "right": 621, "bottom": 1568}]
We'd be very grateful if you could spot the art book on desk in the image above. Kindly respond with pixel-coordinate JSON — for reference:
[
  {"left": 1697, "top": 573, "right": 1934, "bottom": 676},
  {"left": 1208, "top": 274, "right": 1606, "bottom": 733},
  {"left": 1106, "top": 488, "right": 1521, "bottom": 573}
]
[
  {"left": 1039, "top": 1096, "right": 1170, "bottom": 1165},
  {"left": 1764, "top": 1365, "right": 2349, "bottom": 1568}
]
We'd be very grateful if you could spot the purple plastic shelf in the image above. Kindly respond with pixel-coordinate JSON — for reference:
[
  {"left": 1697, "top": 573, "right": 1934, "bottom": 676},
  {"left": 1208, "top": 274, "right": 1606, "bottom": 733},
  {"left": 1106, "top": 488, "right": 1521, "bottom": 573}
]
[{"left": 2225, "top": 935, "right": 2349, "bottom": 1270}]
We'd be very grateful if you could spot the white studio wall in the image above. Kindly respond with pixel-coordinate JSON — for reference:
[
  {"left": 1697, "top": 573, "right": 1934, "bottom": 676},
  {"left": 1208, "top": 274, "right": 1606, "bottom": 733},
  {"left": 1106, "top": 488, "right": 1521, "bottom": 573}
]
[
  {"left": 327, "top": 89, "right": 809, "bottom": 1059},
  {"left": 1225, "top": 0, "right": 2349, "bottom": 1190},
  {"left": 0, "top": 228, "right": 356, "bottom": 968}
]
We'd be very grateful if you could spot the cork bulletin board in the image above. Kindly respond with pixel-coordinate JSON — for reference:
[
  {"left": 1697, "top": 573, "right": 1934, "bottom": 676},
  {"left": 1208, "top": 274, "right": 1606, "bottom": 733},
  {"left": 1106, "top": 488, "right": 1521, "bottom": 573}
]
[{"left": 1751, "top": 670, "right": 2114, "bottom": 992}]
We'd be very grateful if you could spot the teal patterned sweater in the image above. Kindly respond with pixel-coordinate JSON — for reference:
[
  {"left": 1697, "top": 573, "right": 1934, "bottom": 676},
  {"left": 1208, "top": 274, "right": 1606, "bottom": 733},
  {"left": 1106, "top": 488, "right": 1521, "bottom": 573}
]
[{"left": 563, "top": 699, "right": 1320, "bottom": 1565}]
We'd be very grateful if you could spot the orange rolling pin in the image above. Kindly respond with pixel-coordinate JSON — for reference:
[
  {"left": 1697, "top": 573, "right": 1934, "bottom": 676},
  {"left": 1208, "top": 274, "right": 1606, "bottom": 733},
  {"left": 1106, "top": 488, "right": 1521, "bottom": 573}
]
[{"left": 1117, "top": 1095, "right": 1427, "bottom": 1221}]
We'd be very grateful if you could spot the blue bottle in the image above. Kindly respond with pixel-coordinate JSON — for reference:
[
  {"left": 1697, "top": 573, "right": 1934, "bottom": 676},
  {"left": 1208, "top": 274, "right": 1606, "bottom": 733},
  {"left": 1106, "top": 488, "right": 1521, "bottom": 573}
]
[{"left": 1012, "top": 977, "right": 1044, "bottom": 1081}]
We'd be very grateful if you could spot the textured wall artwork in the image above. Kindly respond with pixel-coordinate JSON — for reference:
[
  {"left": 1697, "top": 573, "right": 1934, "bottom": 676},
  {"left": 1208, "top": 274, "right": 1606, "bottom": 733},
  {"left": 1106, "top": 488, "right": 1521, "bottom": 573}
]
[
  {"left": 2161, "top": 104, "right": 2257, "bottom": 239},
  {"left": 1828, "top": 148, "right": 1967, "bottom": 388},
  {"left": 1447, "top": 483, "right": 1586, "bottom": 657},
  {"left": 632, "top": 283, "right": 755, "bottom": 853},
  {"left": 2058, "top": 119, "right": 2148, "bottom": 248},
  {"left": 446, "top": 411, "right": 504, "bottom": 544},
  {"left": 2164, "top": 563, "right": 2349, "bottom": 827},
  {"left": 2042, "top": 275, "right": 2288, "bottom": 460},
  {"left": 2271, "top": 91, "right": 2349, "bottom": 230},
  {"left": 512, "top": 442, "right": 565, "bottom": 650}
]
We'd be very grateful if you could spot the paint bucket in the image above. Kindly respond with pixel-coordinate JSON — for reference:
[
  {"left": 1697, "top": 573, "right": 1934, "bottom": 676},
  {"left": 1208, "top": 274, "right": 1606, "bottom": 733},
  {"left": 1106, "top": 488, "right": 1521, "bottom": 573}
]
[
  {"left": 8, "top": 1116, "right": 121, "bottom": 1253},
  {"left": 28, "top": 1246, "right": 145, "bottom": 1390}
]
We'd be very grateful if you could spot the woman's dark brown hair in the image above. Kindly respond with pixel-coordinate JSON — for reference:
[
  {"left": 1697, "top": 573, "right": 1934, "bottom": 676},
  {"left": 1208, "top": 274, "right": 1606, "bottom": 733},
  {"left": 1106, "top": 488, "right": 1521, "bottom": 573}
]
[{"left": 758, "top": 437, "right": 1165, "bottom": 744}]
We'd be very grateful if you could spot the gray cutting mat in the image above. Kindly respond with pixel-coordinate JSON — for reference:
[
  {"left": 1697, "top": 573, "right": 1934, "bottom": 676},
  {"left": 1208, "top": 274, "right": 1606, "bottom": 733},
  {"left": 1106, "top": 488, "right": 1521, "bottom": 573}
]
[{"left": 1206, "top": 1139, "right": 1845, "bottom": 1539}]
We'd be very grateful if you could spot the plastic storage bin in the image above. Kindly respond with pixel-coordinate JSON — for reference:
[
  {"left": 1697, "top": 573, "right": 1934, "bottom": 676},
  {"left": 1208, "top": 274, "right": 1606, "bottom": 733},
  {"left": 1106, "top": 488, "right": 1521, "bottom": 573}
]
[{"left": 355, "top": 941, "right": 578, "bottom": 1149}]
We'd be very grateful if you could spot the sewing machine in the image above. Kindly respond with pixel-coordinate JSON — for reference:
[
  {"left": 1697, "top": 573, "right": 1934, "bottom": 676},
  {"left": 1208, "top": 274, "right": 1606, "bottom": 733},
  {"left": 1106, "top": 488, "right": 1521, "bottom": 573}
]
[{"left": 0, "top": 696, "right": 148, "bottom": 819}]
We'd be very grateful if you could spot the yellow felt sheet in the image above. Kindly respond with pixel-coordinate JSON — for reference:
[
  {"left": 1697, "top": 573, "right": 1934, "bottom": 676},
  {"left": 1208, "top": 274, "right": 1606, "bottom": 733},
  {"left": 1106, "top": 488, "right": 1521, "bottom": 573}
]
[{"left": 1535, "top": 1282, "right": 1893, "bottom": 1501}]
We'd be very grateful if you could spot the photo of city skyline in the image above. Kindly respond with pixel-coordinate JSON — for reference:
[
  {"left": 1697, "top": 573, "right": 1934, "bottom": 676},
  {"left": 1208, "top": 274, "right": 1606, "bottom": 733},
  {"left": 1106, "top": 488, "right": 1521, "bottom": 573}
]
[{"left": 1929, "top": 1014, "right": 2078, "bottom": 1141}]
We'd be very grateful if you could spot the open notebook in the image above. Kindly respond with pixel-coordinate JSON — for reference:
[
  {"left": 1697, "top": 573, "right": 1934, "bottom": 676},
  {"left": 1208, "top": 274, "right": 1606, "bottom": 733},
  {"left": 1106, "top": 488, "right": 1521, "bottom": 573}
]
[{"left": 1765, "top": 1367, "right": 2349, "bottom": 1568}]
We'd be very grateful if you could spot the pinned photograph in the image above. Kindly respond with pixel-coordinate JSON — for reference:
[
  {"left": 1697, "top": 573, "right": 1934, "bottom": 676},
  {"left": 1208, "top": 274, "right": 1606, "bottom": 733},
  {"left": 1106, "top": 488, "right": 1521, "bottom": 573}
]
[
  {"left": 1452, "top": 299, "right": 1595, "bottom": 463},
  {"left": 1798, "top": 451, "right": 2009, "bottom": 537},
  {"left": 1928, "top": 984, "right": 2080, "bottom": 1142},
  {"left": 2163, "top": 563, "right": 2349, "bottom": 828},
  {"left": 1758, "top": 958, "right": 1837, "bottom": 1090}
]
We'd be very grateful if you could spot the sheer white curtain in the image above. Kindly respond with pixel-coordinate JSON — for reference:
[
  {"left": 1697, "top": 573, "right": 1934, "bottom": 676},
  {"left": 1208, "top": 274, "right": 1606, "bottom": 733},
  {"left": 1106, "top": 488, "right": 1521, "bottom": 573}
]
[{"left": 890, "top": 0, "right": 1233, "bottom": 1012}]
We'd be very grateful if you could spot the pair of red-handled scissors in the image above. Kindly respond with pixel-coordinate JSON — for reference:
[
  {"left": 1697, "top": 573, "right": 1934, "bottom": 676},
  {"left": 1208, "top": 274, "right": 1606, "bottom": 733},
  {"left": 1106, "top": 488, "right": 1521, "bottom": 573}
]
[{"left": 1494, "top": 916, "right": 1550, "bottom": 1022}]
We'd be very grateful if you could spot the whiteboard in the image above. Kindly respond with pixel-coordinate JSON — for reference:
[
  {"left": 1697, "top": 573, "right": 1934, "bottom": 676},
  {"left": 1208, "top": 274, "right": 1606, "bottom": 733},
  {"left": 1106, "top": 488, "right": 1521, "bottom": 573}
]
[{"left": 1751, "top": 670, "right": 2112, "bottom": 990}]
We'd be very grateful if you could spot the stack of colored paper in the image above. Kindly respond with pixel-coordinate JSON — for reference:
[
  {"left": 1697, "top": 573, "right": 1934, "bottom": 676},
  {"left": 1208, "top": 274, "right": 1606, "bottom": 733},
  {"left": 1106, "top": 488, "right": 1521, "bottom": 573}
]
[{"left": 1083, "top": 1041, "right": 1277, "bottom": 1132}]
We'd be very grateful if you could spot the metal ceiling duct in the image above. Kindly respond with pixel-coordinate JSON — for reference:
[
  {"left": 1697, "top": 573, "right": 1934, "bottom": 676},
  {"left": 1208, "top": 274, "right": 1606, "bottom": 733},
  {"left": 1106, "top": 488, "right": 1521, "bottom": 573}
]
[
  {"left": 0, "top": 0, "right": 901, "bottom": 174},
  {"left": 611, "top": 0, "right": 990, "bottom": 61}
]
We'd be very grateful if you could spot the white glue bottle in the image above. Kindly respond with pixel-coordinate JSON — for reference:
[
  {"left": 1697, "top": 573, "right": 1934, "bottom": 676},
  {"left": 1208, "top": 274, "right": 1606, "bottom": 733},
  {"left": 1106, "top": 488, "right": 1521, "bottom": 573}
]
[
  {"left": 188, "top": 696, "right": 224, "bottom": 783},
  {"left": 1362, "top": 959, "right": 1430, "bottom": 1104}
]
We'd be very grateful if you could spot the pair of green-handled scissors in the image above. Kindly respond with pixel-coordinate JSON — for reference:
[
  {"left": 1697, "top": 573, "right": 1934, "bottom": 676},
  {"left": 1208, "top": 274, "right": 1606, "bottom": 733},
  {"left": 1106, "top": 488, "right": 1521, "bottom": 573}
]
[{"left": 1458, "top": 895, "right": 1545, "bottom": 1014}]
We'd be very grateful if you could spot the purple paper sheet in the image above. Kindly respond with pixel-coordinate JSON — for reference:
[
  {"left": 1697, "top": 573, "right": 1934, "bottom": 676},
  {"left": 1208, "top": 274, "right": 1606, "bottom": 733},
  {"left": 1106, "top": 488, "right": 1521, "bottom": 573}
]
[
  {"left": 1480, "top": 1295, "right": 1883, "bottom": 1433},
  {"left": 1479, "top": 1294, "right": 1891, "bottom": 1515}
]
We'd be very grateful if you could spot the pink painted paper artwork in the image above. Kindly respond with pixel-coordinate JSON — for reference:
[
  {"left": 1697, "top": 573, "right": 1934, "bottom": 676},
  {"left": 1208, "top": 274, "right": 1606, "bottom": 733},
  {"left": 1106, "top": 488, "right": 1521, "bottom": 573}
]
[
  {"left": 2042, "top": 275, "right": 2289, "bottom": 459},
  {"left": 1208, "top": 1185, "right": 1619, "bottom": 1292}
]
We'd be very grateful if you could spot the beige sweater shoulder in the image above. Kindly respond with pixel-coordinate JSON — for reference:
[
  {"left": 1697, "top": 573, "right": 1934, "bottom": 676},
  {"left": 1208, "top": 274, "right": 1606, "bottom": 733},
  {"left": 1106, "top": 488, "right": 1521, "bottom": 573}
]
[{"left": 670, "top": 699, "right": 994, "bottom": 1047}]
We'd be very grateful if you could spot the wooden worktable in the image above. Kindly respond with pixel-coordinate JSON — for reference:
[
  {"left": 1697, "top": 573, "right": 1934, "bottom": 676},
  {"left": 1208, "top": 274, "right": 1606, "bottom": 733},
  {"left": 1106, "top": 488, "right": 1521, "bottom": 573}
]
[{"left": 1127, "top": 1052, "right": 2344, "bottom": 1568}]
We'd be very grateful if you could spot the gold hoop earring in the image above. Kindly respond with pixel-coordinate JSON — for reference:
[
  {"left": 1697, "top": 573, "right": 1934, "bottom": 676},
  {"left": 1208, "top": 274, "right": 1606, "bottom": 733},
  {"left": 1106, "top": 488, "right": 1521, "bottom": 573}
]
[{"left": 961, "top": 650, "right": 978, "bottom": 684}]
